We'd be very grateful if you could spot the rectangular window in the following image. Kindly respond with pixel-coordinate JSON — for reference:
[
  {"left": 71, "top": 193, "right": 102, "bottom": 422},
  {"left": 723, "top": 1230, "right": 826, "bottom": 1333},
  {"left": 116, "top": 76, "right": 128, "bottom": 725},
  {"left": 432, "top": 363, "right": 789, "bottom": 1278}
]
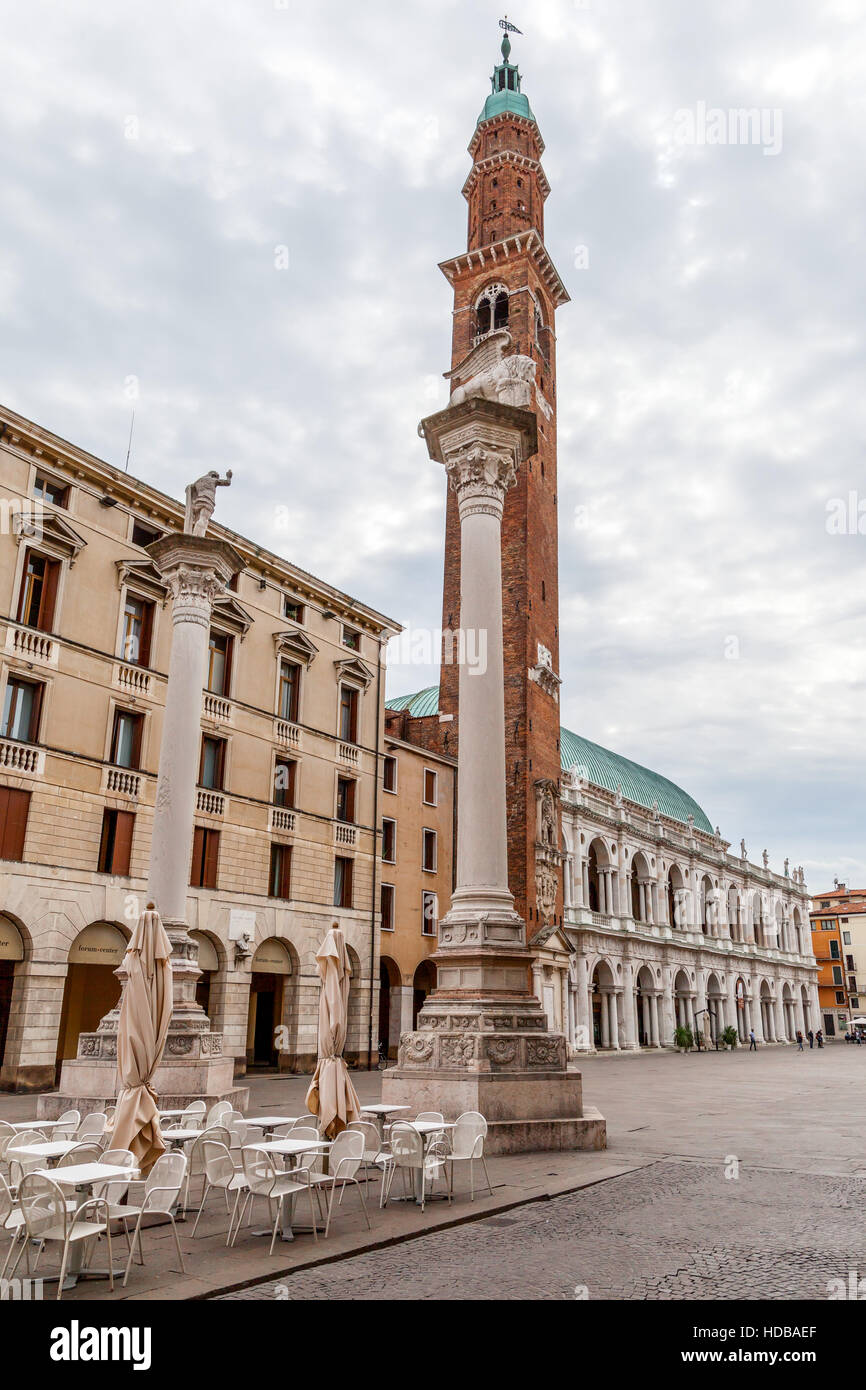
[
  {"left": 191, "top": 827, "right": 220, "bottom": 889},
  {"left": 339, "top": 684, "right": 359, "bottom": 744},
  {"left": 383, "top": 754, "right": 397, "bottom": 793},
  {"left": 33, "top": 474, "right": 68, "bottom": 507},
  {"left": 333, "top": 856, "right": 354, "bottom": 909},
  {"left": 0, "top": 787, "right": 31, "bottom": 861},
  {"left": 283, "top": 597, "right": 304, "bottom": 623},
  {"left": 832, "top": 965, "right": 843, "bottom": 985},
  {"left": 1, "top": 678, "right": 43, "bottom": 744},
  {"left": 199, "top": 736, "right": 226, "bottom": 790},
  {"left": 852, "top": 997, "right": 861, "bottom": 1009},
  {"left": 207, "top": 631, "right": 233, "bottom": 697},
  {"left": 844, "top": 932, "right": 852, "bottom": 944},
  {"left": 381, "top": 817, "right": 396, "bottom": 863},
  {"left": 279, "top": 660, "right": 301, "bottom": 723},
  {"left": 131, "top": 519, "right": 161, "bottom": 548},
  {"left": 423, "top": 768, "right": 438, "bottom": 806},
  {"left": 342, "top": 627, "right": 361, "bottom": 652},
  {"left": 17, "top": 550, "right": 60, "bottom": 632},
  {"left": 336, "top": 776, "right": 356, "bottom": 823},
  {"left": 830, "top": 941, "right": 840, "bottom": 959},
  {"left": 269, "top": 842, "right": 293, "bottom": 899},
  {"left": 110, "top": 709, "right": 143, "bottom": 769},
  {"left": 121, "top": 593, "right": 154, "bottom": 667},
  {"left": 381, "top": 882, "right": 395, "bottom": 932},
  {"left": 98, "top": 809, "right": 134, "bottom": 876},
  {"left": 422, "top": 828, "right": 438, "bottom": 873},
  {"left": 273, "top": 757, "right": 297, "bottom": 808},
  {"left": 847, "top": 955, "right": 855, "bottom": 970},
  {"left": 422, "top": 890, "right": 438, "bottom": 937},
  {"left": 835, "top": 990, "right": 846, "bottom": 1005}
]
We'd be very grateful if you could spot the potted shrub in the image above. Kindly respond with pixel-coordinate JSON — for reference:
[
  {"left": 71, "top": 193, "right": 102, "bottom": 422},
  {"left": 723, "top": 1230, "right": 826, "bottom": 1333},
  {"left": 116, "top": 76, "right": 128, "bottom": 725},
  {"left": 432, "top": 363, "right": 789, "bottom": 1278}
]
[
  {"left": 721, "top": 1025, "right": 738, "bottom": 1051},
  {"left": 674, "top": 1024, "right": 694, "bottom": 1053}
]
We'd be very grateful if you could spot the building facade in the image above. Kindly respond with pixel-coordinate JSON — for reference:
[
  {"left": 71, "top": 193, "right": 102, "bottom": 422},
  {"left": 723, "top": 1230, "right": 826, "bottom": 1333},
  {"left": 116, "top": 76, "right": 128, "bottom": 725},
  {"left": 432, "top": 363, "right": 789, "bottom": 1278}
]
[
  {"left": 376, "top": 706, "right": 455, "bottom": 1058},
  {"left": 809, "top": 884, "right": 866, "bottom": 1035},
  {"left": 0, "top": 403, "right": 399, "bottom": 1090}
]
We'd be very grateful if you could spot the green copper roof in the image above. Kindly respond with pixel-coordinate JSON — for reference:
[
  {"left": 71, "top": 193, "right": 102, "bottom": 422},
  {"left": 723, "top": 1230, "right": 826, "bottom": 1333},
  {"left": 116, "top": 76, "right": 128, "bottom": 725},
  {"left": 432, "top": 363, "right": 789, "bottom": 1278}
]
[
  {"left": 477, "top": 32, "right": 536, "bottom": 128},
  {"left": 386, "top": 686, "right": 714, "bottom": 832}
]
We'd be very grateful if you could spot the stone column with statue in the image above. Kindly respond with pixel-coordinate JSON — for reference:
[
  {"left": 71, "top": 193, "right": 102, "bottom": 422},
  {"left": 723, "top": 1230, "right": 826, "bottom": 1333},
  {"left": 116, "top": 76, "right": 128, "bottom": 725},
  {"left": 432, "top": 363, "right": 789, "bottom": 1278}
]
[
  {"left": 42, "top": 471, "right": 247, "bottom": 1116},
  {"left": 381, "top": 341, "right": 605, "bottom": 1152}
]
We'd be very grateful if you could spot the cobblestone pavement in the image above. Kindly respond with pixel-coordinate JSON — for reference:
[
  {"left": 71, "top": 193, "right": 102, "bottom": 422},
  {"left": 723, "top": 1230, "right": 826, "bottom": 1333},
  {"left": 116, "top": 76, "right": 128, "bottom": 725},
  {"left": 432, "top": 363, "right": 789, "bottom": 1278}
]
[{"left": 216, "top": 1159, "right": 866, "bottom": 1301}]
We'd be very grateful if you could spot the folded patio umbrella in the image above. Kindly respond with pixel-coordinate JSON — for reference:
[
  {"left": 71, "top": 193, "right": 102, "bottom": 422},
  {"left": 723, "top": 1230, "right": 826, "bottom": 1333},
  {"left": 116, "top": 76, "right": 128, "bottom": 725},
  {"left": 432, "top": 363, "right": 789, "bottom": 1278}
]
[
  {"left": 111, "top": 902, "right": 174, "bottom": 1173},
  {"left": 305, "top": 924, "right": 361, "bottom": 1139}
]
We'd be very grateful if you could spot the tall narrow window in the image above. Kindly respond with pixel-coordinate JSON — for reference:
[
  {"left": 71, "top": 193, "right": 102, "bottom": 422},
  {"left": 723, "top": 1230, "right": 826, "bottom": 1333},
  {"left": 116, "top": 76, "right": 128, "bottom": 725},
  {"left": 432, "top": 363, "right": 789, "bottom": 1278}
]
[
  {"left": 336, "top": 777, "right": 356, "bottom": 824},
  {"left": 279, "top": 661, "right": 301, "bottom": 723},
  {"left": 383, "top": 755, "right": 397, "bottom": 793},
  {"left": 121, "top": 594, "right": 154, "bottom": 667},
  {"left": 273, "top": 757, "right": 297, "bottom": 807},
  {"left": 423, "top": 769, "right": 438, "bottom": 806},
  {"left": 199, "top": 736, "right": 226, "bottom": 790},
  {"left": 110, "top": 709, "right": 143, "bottom": 769},
  {"left": 191, "top": 827, "right": 220, "bottom": 889},
  {"left": 381, "top": 883, "right": 395, "bottom": 932},
  {"left": 207, "top": 631, "right": 232, "bottom": 696},
  {"left": 98, "top": 809, "right": 135, "bottom": 876},
  {"left": 422, "top": 890, "right": 438, "bottom": 937},
  {"left": 0, "top": 787, "right": 31, "bottom": 862},
  {"left": 339, "top": 685, "right": 359, "bottom": 744},
  {"left": 2, "top": 678, "right": 43, "bottom": 744},
  {"left": 269, "top": 842, "right": 293, "bottom": 899},
  {"left": 17, "top": 550, "right": 60, "bottom": 632},
  {"left": 422, "top": 828, "right": 437, "bottom": 873},
  {"left": 333, "top": 856, "right": 354, "bottom": 909},
  {"left": 381, "top": 818, "right": 396, "bottom": 864}
]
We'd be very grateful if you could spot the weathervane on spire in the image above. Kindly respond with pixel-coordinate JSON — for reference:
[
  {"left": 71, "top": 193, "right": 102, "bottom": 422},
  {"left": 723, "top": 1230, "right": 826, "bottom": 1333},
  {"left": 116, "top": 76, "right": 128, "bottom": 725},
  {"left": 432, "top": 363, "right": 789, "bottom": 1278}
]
[{"left": 499, "top": 16, "right": 523, "bottom": 34}]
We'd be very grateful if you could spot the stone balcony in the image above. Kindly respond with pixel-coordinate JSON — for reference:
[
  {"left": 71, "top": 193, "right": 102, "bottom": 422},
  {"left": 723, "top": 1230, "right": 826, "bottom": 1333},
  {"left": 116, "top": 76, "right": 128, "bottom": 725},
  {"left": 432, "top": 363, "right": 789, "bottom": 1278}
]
[
  {"left": 4, "top": 623, "right": 58, "bottom": 669},
  {"left": 113, "top": 660, "right": 152, "bottom": 698},
  {"left": 0, "top": 736, "right": 45, "bottom": 776}
]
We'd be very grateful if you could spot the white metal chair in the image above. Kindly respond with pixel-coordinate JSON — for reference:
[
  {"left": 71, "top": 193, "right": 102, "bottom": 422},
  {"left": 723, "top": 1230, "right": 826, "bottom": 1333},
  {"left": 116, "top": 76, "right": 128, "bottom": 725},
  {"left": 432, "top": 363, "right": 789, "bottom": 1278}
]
[
  {"left": 76, "top": 1112, "right": 107, "bottom": 1141},
  {"left": 233, "top": 1146, "right": 318, "bottom": 1254},
  {"left": 53, "top": 1110, "right": 81, "bottom": 1140},
  {"left": 383, "top": 1123, "right": 447, "bottom": 1212},
  {"left": 191, "top": 1140, "right": 250, "bottom": 1242},
  {"left": 13, "top": 1172, "right": 114, "bottom": 1300},
  {"left": 121, "top": 1152, "right": 187, "bottom": 1287},
  {"left": 181, "top": 1125, "right": 232, "bottom": 1213},
  {"left": 445, "top": 1112, "right": 493, "bottom": 1201},
  {"left": 0, "top": 1172, "right": 26, "bottom": 1279},
  {"left": 6, "top": 1135, "right": 48, "bottom": 1192},
  {"left": 206, "top": 1101, "right": 232, "bottom": 1129},
  {"left": 162, "top": 1100, "right": 206, "bottom": 1136},
  {"left": 303, "top": 1129, "right": 371, "bottom": 1237},
  {"left": 347, "top": 1120, "right": 390, "bottom": 1191},
  {"left": 85, "top": 1150, "right": 137, "bottom": 1264},
  {"left": 57, "top": 1142, "right": 103, "bottom": 1168}
]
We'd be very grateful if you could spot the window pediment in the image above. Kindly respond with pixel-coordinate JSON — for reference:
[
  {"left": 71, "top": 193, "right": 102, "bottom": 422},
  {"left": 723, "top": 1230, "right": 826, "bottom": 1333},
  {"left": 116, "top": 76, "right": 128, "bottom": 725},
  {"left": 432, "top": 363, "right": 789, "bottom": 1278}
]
[
  {"left": 115, "top": 558, "right": 169, "bottom": 602},
  {"left": 335, "top": 656, "right": 374, "bottom": 689},
  {"left": 17, "top": 511, "right": 86, "bottom": 564},
  {"left": 274, "top": 628, "right": 318, "bottom": 667},
  {"left": 212, "top": 594, "right": 253, "bottom": 639}
]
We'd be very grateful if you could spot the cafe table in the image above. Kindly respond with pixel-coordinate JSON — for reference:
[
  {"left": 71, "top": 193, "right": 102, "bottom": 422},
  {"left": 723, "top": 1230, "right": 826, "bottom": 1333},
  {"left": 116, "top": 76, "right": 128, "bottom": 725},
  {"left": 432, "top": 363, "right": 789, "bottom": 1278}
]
[
  {"left": 10, "top": 1119, "right": 67, "bottom": 1133},
  {"left": 33, "top": 1160, "right": 139, "bottom": 1289},
  {"left": 391, "top": 1120, "right": 455, "bottom": 1205},
  {"left": 359, "top": 1102, "right": 412, "bottom": 1143},
  {"left": 11, "top": 1139, "right": 81, "bottom": 1165},
  {"left": 234, "top": 1116, "right": 306, "bottom": 1138},
  {"left": 243, "top": 1136, "right": 331, "bottom": 1242},
  {"left": 160, "top": 1128, "right": 204, "bottom": 1148}
]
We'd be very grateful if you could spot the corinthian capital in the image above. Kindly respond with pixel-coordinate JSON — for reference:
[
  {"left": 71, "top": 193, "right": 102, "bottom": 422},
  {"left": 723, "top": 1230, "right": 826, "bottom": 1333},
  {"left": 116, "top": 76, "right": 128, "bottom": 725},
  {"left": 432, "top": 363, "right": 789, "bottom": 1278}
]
[
  {"left": 443, "top": 441, "right": 518, "bottom": 520},
  {"left": 167, "top": 564, "right": 224, "bottom": 627}
]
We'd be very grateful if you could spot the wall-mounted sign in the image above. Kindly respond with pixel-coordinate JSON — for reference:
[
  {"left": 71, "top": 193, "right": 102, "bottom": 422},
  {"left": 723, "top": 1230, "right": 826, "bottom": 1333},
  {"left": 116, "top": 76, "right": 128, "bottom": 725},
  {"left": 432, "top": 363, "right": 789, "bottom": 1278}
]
[
  {"left": 229, "top": 908, "right": 256, "bottom": 944},
  {"left": 0, "top": 916, "right": 24, "bottom": 962},
  {"left": 68, "top": 922, "right": 128, "bottom": 966},
  {"left": 251, "top": 938, "right": 292, "bottom": 976}
]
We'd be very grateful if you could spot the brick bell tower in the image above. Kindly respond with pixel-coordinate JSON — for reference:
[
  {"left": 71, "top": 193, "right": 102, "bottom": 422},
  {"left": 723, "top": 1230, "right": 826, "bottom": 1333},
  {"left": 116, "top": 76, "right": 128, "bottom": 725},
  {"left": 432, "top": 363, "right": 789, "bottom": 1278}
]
[{"left": 438, "top": 28, "right": 569, "bottom": 940}]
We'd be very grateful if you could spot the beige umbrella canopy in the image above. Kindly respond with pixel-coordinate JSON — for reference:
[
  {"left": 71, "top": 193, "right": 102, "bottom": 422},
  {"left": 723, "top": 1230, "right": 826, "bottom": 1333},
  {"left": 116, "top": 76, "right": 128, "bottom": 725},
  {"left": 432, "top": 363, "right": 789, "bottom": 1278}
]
[
  {"left": 305, "top": 924, "right": 361, "bottom": 1140},
  {"left": 111, "top": 902, "right": 174, "bottom": 1173}
]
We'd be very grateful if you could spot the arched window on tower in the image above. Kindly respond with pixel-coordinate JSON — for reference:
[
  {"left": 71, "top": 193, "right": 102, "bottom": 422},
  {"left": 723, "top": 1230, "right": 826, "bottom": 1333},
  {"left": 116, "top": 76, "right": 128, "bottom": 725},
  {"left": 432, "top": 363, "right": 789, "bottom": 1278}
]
[{"left": 474, "top": 284, "right": 509, "bottom": 343}]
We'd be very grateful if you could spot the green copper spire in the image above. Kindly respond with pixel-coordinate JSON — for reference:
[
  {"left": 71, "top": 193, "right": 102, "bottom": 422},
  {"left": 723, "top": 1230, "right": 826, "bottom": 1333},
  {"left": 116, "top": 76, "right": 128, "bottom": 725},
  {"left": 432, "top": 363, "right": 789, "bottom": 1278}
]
[{"left": 477, "top": 24, "right": 536, "bottom": 128}]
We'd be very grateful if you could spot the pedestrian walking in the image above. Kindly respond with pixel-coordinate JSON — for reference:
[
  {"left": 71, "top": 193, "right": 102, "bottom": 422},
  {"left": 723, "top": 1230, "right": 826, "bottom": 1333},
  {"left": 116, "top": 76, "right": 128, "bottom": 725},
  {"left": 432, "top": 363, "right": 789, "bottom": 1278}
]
[
  {"left": 796, "top": 1030, "right": 804, "bottom": 1051},
  {"left": 749, "top": 1029, "right": 757, "bottom": 1051},
  {"left": 808, "top": 1029, "right": 814, "bottom": 1048},
  {"left": 816, "top": 1029, "right": 824, "bottom": 1049}
]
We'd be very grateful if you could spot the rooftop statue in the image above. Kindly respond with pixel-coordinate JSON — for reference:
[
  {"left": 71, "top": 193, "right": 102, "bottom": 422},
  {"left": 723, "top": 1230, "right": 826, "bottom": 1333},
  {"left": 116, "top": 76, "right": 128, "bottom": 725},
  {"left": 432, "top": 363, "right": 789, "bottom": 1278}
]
[{"left": 184, "top": 470, "right": 233, "bottom": 537}]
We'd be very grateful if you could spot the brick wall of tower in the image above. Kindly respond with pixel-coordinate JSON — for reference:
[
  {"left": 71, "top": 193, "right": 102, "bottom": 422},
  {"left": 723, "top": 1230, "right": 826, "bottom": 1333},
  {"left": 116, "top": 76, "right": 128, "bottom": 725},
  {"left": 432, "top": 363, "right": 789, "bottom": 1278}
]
[{"left": 438, "top": 110, "right": 565, "bottom": 935}]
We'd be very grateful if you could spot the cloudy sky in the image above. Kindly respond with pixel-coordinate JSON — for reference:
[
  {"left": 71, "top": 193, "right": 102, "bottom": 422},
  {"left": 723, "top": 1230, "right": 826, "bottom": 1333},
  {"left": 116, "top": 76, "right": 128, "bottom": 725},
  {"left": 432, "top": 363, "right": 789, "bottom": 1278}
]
[{"left": 3, "top": 0, "right": 865, "bottom": 889}]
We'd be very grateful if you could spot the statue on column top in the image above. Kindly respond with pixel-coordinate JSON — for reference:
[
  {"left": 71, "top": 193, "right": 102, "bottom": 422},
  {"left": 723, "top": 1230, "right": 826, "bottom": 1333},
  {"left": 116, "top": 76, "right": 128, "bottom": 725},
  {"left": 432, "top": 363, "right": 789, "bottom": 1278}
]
[{"left": 184, "top": 470, "right": 233, "bottom": 537}]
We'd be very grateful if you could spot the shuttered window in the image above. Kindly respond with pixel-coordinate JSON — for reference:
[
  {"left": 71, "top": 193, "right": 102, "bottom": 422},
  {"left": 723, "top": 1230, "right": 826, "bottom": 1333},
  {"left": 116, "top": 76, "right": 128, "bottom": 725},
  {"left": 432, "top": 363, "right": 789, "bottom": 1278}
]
[
  {"left": 191, "top": 827, "right": 220, "bottom": 889},
  {"left": 0, "top": 787, "right": 31, "bottom": 861}
]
